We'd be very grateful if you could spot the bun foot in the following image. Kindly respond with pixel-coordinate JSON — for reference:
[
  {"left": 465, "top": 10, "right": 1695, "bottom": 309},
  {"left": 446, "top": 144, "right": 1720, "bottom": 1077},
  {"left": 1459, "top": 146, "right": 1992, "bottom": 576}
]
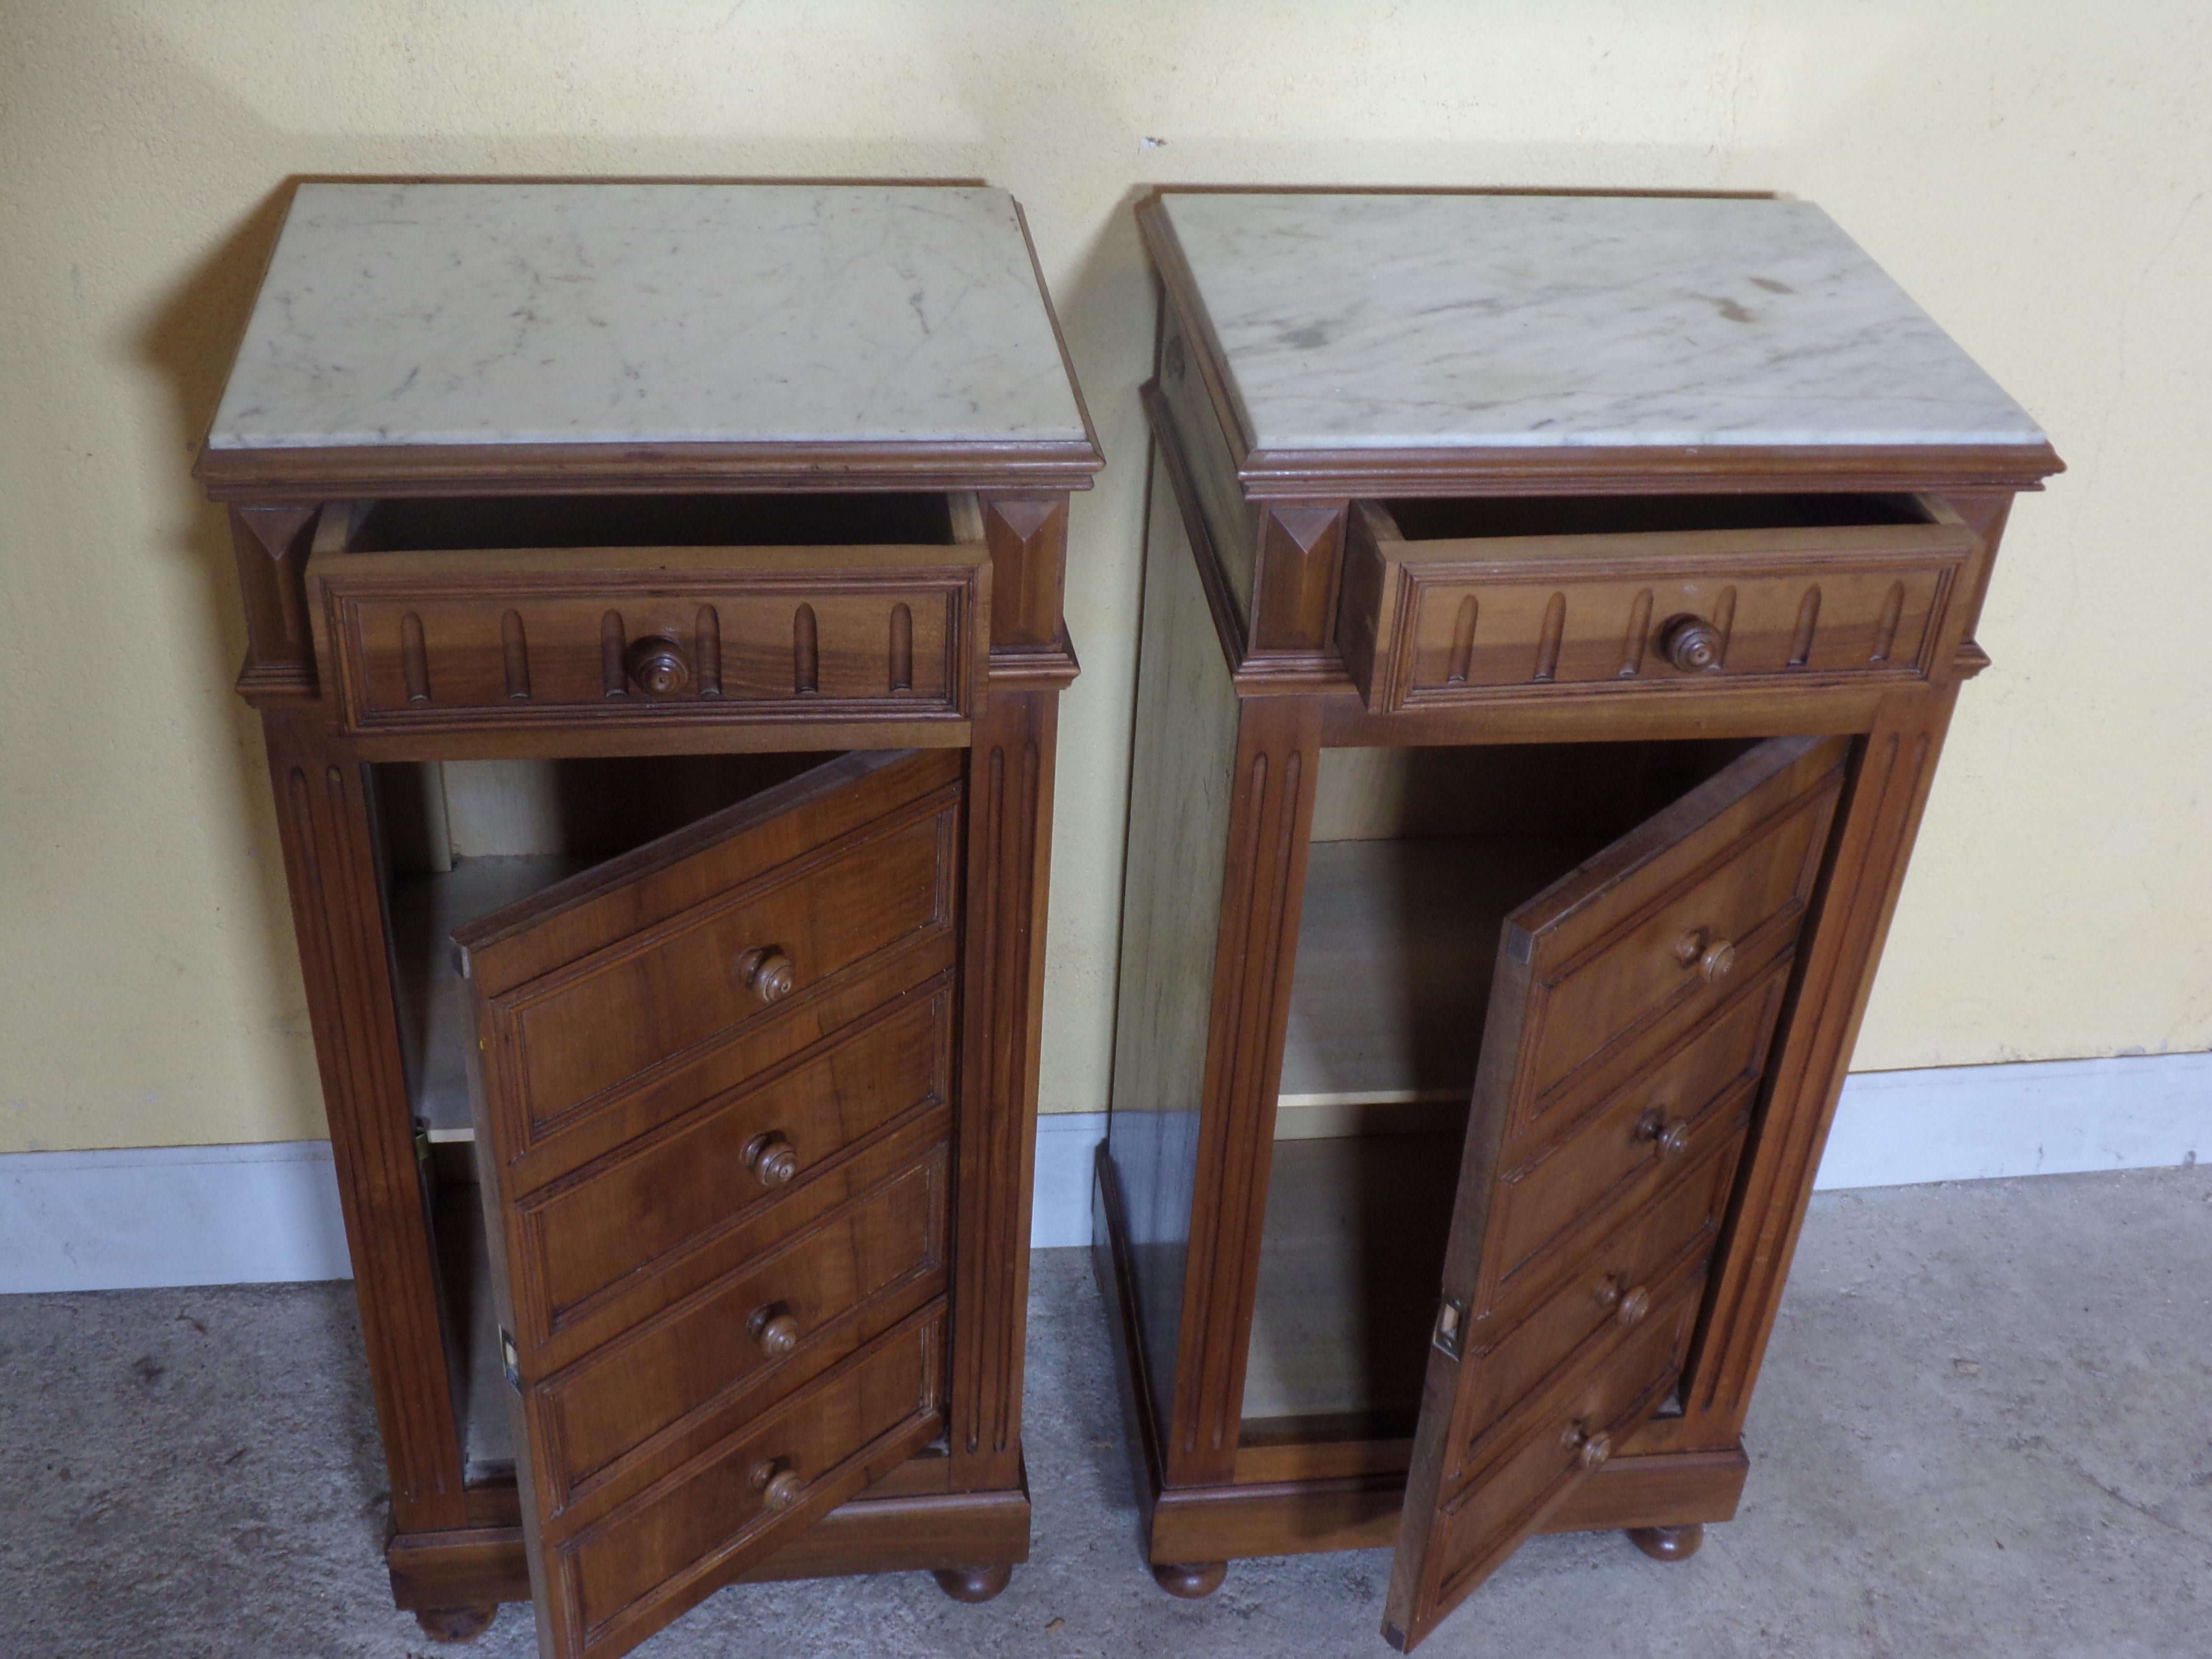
[
  {"left": 932, "top": 1563, "right": 1014, "bottom": 1603},
  {"left": 412, "top": 1606, "right": 498, "bottom": 1642},
  {"left": 1152, "top": 1560, "right": 1228, "bottom": 1599},
  {"left": 1627, "top": 1523, "right": 1704, "bottom": 1563}
]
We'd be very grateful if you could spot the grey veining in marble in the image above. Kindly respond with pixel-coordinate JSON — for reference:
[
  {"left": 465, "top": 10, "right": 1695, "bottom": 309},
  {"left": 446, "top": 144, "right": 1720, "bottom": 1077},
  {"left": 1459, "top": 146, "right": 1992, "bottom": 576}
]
[
  {"left": 1159, "top": 193, "right": 2046, "bottom": 451},
  {"left": 208, "top": 183, "right": 1088, "bottom": 449}
]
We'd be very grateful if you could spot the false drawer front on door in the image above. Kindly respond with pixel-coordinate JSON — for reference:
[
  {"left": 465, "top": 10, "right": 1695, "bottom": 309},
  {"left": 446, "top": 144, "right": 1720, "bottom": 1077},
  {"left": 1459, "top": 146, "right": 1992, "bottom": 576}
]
[
  {"left": 1452, "top": 1147, "right": 1736, "bottom": 1442},
  {"left": 534, "top": 1146, "right": 950, "bottom": 1515},
  {"left": 459, "top": 750, "right": 964, "bottom": 1659},
  {"left": 1412, "top": 1280, "right": 1699, "bottom": 1639},
  {"left": 1481, "top": 962, "right": 1789, "bottom": 1313},
  {"left": 302, "top": 494, "right": 991, "bottom": 733},
  {"left": 1337, "top": 493, "right": 1980, "bottom": 714},
  {"left": 546, "top": 1308, "right": 946, "bottom": 1659}
]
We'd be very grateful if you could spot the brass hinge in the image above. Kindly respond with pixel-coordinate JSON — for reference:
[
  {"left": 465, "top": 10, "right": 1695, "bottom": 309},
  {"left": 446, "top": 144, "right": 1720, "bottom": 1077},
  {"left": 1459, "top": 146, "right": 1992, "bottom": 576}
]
[
  {"left": 1432, "top": 1295, "right": 1468, "bottom": 1361},
  {"left": 500, "top": 1328, "right": 521, "bottom": 1394}
]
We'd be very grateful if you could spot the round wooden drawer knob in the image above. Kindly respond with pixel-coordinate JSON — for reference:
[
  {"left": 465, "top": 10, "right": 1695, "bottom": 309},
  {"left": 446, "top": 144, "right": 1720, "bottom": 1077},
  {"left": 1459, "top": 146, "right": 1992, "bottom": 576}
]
[
  {"left": 1673, "top": 928, "right": 1735, "bottom": 983},
  {"left": 1661, "top": 614, "right": 1724, "bottom": 672},
  {"left": 737, "top": 946, "right": 796, "bottom": 1005},
  {"left": 750, "top": 1305, "right": 801, "bottom": 1358},
  {"left": 752, "top": 1460, "right": 803, "bottom": 1512},
  {"left": 624, "top": 635, "right": 691, "bottom": 696},
  {"left": 1563, "top": 1423, "right": 1613, "bottom": 1469},
  {"left": 744, "top": 1131, "right": 799, "bottom": 1188},
  {"left": 1616, "top": 1286, "right": 1652, "bottom": 1328},
  {"left": 1638, "top": 1110, "right": 1690, "bottom": 1158}
]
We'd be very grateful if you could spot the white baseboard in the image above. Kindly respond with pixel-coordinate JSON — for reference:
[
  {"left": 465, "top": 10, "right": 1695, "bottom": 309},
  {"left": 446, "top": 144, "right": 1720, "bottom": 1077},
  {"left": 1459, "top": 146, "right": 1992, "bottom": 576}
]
[
  {"left": 1809, "top": 1051, "right": 2212, "bottom": 1189},
  {"left": 3, "top": 1051, "right": 2205, "bottom": 1293},
  {"left": 0, "top": 1141, "right": 353, "bottom": 1293},
  {"left": 1032, "top": 1113, "right": 1111, "bottom": 1248}
]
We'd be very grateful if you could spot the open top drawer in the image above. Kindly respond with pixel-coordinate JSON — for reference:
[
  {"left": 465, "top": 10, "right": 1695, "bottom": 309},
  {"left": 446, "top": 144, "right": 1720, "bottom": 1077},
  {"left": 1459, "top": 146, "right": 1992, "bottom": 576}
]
[
  {"left": 304, "top": 492, "right": 989, "bottom": 733},
  {"left": 1336, "top": 493, "right": 1980, "bottom": 715}
]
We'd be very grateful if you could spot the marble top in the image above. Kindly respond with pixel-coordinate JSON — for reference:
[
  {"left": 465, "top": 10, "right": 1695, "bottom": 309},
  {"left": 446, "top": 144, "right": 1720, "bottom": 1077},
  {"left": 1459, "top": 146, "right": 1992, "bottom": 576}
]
[
  {"left": 207, "top": 182, "right": 1090, "bottom": 450},
  {"left": 1156, "top": 192, "right": 2046, "bottom": 452}
]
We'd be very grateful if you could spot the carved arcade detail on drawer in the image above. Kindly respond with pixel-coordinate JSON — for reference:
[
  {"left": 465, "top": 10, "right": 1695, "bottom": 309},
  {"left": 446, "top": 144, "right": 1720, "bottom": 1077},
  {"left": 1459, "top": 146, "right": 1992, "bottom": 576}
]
[
  {"left": 1339, "top": 498, "right": 1981, "bottom": 715},
  {"left": 302, "top": 510, "right": 992, "bottom": 734}
]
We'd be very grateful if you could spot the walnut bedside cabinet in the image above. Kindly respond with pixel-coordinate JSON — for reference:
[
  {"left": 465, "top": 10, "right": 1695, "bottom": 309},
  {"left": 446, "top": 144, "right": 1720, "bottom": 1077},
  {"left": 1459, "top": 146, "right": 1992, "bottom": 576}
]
[
  {"left": 1097, "top": 189, "right": 2060, "bottom": 1647},
  {"left": 195, "top": 181, "right": 1098, "bottom": 1657}
]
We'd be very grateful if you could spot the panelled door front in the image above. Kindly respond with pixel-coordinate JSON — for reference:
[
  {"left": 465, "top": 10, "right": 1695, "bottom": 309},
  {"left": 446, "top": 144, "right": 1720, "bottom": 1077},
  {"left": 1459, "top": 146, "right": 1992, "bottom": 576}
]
[
  {"left": 1382, "top": 735, "right": 1851, "bottom": 1650},
  {"left": 458, "top": 748, "right": 963, "bottom": 1659}
]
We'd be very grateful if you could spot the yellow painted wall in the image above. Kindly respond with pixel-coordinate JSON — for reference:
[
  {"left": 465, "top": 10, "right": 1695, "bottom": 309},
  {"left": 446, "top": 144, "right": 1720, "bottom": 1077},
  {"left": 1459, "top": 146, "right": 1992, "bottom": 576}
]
[{"left": 2, "top": 1, "right": 2206, "bottom": 1154}]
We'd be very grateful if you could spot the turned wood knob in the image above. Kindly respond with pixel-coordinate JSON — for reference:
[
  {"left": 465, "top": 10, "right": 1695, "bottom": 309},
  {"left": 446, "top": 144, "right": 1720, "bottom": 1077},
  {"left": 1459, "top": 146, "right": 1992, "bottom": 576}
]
[
  {"left": 744, "top": 1131, "right": 799, "bottom": 1188},
  {"left": 752, "top": 1459, "right": 802, "bottom": 1512},
  {"left": 1673, "top": 928, "right": 1735, "bottom": 983},
  {"left": 1638, "top": 1109, "right": 1690, "bottom": 1158},
  {"left": 750, "top": 1304, "right": 801, "bottom": 1358},
  {"left": 1593, "top": 1276, "right": 1652, "bottom": 1326},
  {"left": 1661, "top": 614, "right": 1724, "bottom": 672},
  {"left": 736, "top": 947, "right": 796, "bottom": 1004},
  {"left": 1563, "top": 1423, "right": 1612, "bottom": 1469},
  {"left": 625, "top": 635, "right": 691, "bottom": 696}
]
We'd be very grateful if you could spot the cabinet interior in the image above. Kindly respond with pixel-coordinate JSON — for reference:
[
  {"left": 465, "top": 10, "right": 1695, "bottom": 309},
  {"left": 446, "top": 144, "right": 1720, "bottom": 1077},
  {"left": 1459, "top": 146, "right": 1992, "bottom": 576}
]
[
  {"left": 372, "top": 752, "right": 839, "bottom": 1481},
  {"left": 1242, "top": 737, "right": 1757, "bottom": 1445},
  {"left": 1378, "top": 491, "right": 1927, "bottom": 541},
  {"left": 348, "top": 490, "right": 962, "bottom": 552}
]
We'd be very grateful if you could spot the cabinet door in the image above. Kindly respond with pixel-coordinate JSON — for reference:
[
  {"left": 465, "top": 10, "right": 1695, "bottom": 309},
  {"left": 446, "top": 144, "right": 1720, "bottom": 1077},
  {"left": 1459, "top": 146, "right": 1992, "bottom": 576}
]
[
  {"left": 458, "top": 748, "right": 963, "bottom": 1659},
  {"left": 1382, "top": 734, "right": 1849, "bottom": 1650}
]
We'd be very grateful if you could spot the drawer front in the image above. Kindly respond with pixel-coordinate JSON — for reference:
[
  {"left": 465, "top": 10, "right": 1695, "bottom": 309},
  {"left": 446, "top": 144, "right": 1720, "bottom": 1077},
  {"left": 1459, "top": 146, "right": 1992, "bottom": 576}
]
[
  {"left": 1340, "top": 502, "right": 1978, "bottom": 715},
  {"left": 1517, "top": 768, "right": 1835, "bottom": 1132},
  {"left": 517, "top": 985, "right": 953, "bottom": 1335},
  {"left": 538, "top": 1153, "right": 947, "bottom": 1511},
  {"left": 1459, "top": 1137, "right": 1738, "bottom": 1444},
  {"left": 306, "top": 543, "right": 989, "bottom": 731},
  {"left": 1488, "top": 967, "right": 1786, "bottom": 1302},
  {"left": 491, "top": 796, "right": 958, "bottom": 1140},
  {"left": 1434, "top": 1283, "right": 1695, "bottom": 1598},
  {"left": 552, "top": 1309, "right": 942, "bottom": 1657}
]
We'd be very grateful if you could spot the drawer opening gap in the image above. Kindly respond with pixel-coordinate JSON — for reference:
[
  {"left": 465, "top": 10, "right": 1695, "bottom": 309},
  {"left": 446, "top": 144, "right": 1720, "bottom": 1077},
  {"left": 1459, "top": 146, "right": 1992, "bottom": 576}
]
[
  {"left": 347, "top": 492, "right": 964, "bottom": 552},
  {"left": 1377, "top": 493, "right": 1929, "bottom": 542}
]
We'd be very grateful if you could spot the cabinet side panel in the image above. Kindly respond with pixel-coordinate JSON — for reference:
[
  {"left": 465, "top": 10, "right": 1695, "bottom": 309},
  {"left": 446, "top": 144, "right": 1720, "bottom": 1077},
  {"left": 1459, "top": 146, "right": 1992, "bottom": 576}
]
[
  {"left": 1106, "top": 453, "right": 1241, "bottom": 1435},
  {"left": 1154, "top": 303, "right": 1261, "bottom": 631}
]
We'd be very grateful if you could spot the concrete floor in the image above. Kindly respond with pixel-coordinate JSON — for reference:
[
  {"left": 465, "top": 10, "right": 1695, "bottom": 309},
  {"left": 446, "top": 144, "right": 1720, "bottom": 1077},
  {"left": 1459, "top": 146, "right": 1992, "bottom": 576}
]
[{"left": 2, "top": 1166, "right": 2208, "bottom": 1659}]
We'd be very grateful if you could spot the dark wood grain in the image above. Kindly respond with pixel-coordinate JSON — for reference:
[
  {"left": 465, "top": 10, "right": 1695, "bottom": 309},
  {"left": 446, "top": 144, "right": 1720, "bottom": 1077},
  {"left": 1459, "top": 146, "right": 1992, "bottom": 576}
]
[
  {"left": 1161, "top": 690, "right": 1322, "bottom": 1488},
  {"left": 212, "top": 183, "right": 1092, "bottom": 1641},
  {"left": 463, "top": 750, "right": 967, "bottom": 1659},
  {"left": 261, "top": 712, "right": 468, "bottom": 1532},
  {"left": 306, "top": 542, "right": 990, "bottom": 734},
  {"left": 1339, "top": 498, "right": 1981, "bottom": 715},
  {"left": 948, "top": 686, "right": 1060, "bottom": 1493},
  {"left": 1381, "top": 737, "right": 1844, "bottom": 1649}
]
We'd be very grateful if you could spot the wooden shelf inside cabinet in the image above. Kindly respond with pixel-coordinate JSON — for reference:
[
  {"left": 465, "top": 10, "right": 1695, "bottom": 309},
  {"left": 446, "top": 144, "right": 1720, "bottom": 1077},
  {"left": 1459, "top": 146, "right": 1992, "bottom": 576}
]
[
  {"left": 1101, "top": 187, "right": 2059, "bottom": 1652},
  {"left": 200, "top": 180, "right": 1097, "bottom": 1656}
]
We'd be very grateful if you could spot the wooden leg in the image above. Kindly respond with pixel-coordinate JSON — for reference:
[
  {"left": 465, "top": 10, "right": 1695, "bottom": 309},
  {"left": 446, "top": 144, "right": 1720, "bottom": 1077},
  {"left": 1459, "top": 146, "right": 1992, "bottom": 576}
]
[
  {"left": 1152, "top": 1560, "right": 1228, "bottom": 1599},
  {"left": 1627, "top": 1523, "right": 1705, "bottom": 1563},
  {"left": 412, "top": 1606, "right": 498, "bottom": 1642},
  {"left": 932, "top": 1563, "right": 1014, "bottom": 1603}
]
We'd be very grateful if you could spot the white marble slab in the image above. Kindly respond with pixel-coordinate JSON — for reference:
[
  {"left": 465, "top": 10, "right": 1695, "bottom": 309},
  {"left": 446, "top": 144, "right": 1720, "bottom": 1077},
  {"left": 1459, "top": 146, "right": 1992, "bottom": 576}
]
[
  {"left": 1159, "top": 192, "right": 2045, "bottom": 451},
  {"left": 208, "top": 182, "right": 1088, "bottom": 449}
]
